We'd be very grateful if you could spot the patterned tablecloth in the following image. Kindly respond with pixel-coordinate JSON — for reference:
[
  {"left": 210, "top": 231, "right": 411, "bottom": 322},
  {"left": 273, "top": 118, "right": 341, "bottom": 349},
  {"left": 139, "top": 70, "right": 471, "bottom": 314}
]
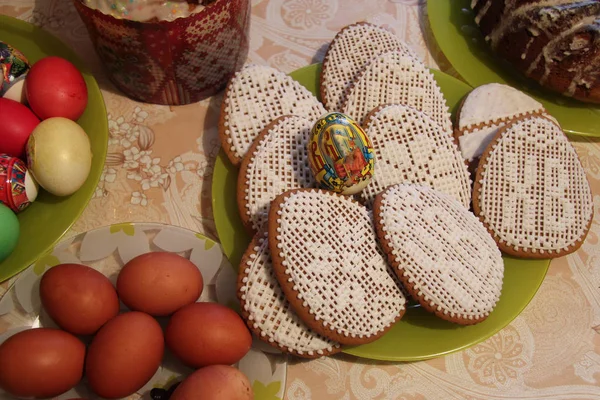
[{"left": 1, "top": 1, "right": 599, "bottom": 399}]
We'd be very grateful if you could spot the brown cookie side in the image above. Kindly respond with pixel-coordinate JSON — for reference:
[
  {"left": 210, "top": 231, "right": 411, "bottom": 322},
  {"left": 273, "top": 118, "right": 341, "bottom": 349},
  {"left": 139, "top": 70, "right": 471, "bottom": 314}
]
[
  {"left": 472, "top": 114, "right": 593, "bottom": 259},
  {"left": 236, "top": 230, "right": 342, "bottom": 359},
  {"left": 218, "top": 71, "right": 244, "bottom": 167},
  {"left": 372, "top": 187, "right": 487, "bottom": 326},
  {"left": 268, "top": 188, "right": 404, "bottom": 346}
]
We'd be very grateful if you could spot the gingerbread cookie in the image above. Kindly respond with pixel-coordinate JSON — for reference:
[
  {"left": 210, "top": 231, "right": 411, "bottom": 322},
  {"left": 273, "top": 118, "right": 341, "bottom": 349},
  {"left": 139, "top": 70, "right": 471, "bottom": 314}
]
[
  {"left": 237, "top": 230, "right": 342, "bottom": 358},
  {"left": 238, "top": 115, "right": 315, "bottom": 234},
  {"left": 374, "top": 184, "right": 504, "bottom": 325},
  {"left": 473, "top": 114, "right": 594, "bottom": 258},
  {"left": 455, "top": 83, "right": 546, "bottom": 163},
  {"left": 360, "top": 104, "right": 471, "bottom": 209},
  {"left": 219, "top": 64, "right": 326, "bottom": 167},
  {"left": 268, "top": 188, "right": 406, "bottom": 345},
  {"left": 341, "top": 51, "right": 452, "bottom": 132},
  {"left": 320, "top": 22, "right": 416, "bottom": 112}
]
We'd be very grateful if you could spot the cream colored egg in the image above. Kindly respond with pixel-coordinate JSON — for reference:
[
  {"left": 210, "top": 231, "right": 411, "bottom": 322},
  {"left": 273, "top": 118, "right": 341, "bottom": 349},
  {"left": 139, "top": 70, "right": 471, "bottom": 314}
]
[{"left": 26, "top": 117, "right": 92, "bottom": 197}]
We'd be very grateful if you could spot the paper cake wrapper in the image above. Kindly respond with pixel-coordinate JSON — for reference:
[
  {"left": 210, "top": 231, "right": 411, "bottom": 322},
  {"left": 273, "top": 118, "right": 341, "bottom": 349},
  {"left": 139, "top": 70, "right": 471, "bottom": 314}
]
[{"left": 73, "top": 0, "right": 250, "bottom": 105}]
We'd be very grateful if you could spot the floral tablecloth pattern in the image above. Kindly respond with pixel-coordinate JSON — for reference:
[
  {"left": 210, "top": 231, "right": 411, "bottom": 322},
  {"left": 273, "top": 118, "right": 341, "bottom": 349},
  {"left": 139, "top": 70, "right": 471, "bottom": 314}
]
[{"left": 1, "top": 1, "right": 599, "bottom": 399}]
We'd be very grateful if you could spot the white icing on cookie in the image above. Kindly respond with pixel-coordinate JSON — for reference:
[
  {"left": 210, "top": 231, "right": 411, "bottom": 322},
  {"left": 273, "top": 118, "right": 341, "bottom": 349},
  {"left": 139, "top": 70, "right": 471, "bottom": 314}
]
[
  {"left": 476, "top": 115, "right": 593, "bottom": 255},
  {"left": 321, "top": 22, "right": 416, "bottom": 112},
  {"left": 271, "top": 189, "right": 406, "bottom": 343},
  {"left": 239, "top": 231, "right": 341, "bottom": 357},
  {"left": 342, "top": 51, "right": 452, "bottom": 134},
  {"left": 241, "top": 115, "right": 315, "bottom": 232},
  {"left": 361, "top": 104, "right": 471, "bottom": 209},
  {"left": 377, "top": 184, "right": 504, "bottom": 322},
  {"left": 221, "top": 64, "right": 325, "bottom": 165}
]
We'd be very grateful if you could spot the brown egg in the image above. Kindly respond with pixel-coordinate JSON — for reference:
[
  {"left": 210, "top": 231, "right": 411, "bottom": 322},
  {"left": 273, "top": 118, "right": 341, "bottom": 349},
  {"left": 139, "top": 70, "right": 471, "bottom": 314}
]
[
  {"left": 170, "top": 365, "right": 253, "bottom": 400},
  {"left": 117, "top": 252, "right": 204, "bottom": 316},
  {"left": 165, "top": 303, "right": 252, "bottom": 368},
  {"left": 40, "top": 263, "right": 120, "bottom": 335},
  {"left": 0, "top": 328, "right": 85, "bottom": 398},
  {"left": 85, "top": 312, "right": 164, "bottom": 399}
]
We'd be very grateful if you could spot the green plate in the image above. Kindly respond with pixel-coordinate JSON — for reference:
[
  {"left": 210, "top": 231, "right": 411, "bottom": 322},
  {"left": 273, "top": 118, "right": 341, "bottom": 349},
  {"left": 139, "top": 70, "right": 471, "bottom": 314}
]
[
  {"left": 0, "top": 16, "right": 108, "bottom": 282},
  {"left": 211, "top": 63, "right": 550, "bottom": 361},
  {"left": 428, "top": 1, "right": 600, "bottom": 137}
]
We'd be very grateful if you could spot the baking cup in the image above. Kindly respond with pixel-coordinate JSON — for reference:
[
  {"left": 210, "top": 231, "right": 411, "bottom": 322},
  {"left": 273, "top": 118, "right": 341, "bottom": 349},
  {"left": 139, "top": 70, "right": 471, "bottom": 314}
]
[{"left": 73, "top": 0, "right": 250, "bottom": 105}]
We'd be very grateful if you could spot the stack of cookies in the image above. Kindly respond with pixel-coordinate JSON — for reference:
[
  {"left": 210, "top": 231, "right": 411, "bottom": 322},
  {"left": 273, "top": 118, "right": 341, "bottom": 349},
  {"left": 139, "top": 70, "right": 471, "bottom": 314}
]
[{"left": 218, "top": 22, "right": 594, "bottom": 359}]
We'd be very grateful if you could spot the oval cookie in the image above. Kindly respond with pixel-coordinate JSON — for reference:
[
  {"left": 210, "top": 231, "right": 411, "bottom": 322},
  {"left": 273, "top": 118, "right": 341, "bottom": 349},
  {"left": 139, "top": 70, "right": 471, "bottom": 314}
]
[
  {"left": 268, "top": 188, "right": 406, "bottom": 346},
  {"left": 238, "top": 115, "right": 315, "bottom": 234},
  {"left": 320, "top": 22, "right": 416, "bottom": 112},
  {"left": 374, "top": 184, "right": 504, "bottom": 325},
  {"left": 473, "top": 115, "right": 593, "bottom": 258},
  {"left": 237, "top": 230, "right": 342, "bottom": 358},
  {"left": 360, "top": 104, "right": 471, "bottom": 208},
  {"left": 219, "top": 64, "right": 326, "bottom": 166},
  {"left": 341, "top": 51, "right": 452, "bottom": 132}
]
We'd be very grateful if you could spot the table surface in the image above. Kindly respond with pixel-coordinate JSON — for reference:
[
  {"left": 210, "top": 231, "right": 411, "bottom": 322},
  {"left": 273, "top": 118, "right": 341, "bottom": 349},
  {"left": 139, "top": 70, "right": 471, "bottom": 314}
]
[{"left": 1, "top": 1, "right": 600, "bottom": 399}]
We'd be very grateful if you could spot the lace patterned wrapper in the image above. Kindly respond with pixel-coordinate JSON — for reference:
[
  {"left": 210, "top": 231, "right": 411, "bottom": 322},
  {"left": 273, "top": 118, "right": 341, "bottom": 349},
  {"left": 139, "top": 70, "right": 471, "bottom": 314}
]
[
  {"left": 361, "top": 104, "right": 471, "bottom": 209},
  {"left": 473, "top": 115, "right": 594, "bottom": 258},
  {"left": 237, "top": 230, "right": 342, "bottom": 358},
  {"left": 374, "top": 184, "right": 504, "bottom": 325},
  {"left": 341, "top": 50, "right": 452, "bottom": 133},
  {"left": 73, "top": 0, "right": 250, "bottom": 105},
  {"left": 219, "top": 64, "right": 326, "bottom": 166},
  {"left": 320, "top": 22, "right": 416, "bottom": 112},
  {"left": 238, "top": 115, "right": 315, "bottom": 234},
  {"left": 268, "top": 188, "right": 406, "bottom": 346}
]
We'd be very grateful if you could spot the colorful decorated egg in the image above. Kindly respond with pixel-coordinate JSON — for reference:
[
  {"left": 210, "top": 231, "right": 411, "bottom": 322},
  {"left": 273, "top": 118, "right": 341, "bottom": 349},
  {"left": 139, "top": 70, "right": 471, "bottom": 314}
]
[
  {"left": 307, "top": 112, "right": 375, "bottom": 195},
  {"left": 0, "top": 41, "right": 30, "bottom": 103},
  {"left": 0, "top": 154, "right": 38, "bottom": 213}
]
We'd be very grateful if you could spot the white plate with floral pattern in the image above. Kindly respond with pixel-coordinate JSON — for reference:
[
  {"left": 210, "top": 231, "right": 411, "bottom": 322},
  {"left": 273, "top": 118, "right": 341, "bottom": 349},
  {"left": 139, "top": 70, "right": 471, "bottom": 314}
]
[{"left": 0, "top": 222, "right": 287, "bottom": 400}]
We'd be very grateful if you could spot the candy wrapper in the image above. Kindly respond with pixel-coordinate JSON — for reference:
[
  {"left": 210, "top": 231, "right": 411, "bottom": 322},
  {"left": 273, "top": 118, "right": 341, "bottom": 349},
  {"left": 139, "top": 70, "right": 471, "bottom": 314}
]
[{"left": 73, "top": 0, "right": 250, "bottom": 105}]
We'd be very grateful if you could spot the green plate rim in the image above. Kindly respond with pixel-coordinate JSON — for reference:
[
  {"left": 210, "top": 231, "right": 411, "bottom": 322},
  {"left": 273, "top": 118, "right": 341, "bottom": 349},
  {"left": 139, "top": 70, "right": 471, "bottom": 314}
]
[
  {"left": 0, "top": 15, "right": 109, "bottom": 281},
  {"left": 211, "top": 63, "right": 550, "bottom": 362}
]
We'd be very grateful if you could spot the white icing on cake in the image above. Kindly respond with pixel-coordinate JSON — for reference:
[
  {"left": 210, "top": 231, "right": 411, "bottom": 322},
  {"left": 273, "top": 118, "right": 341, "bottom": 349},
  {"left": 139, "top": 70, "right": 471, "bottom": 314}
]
[
  {"left": 476, "top": 115, "right": 593, "bottom": 254},
  {"left": 241, "top": 115, "right": 315, "bottom": 232},
  {"left": 377, "top": 184, "right": 504, "bottom": 322},
  {"left": 222, "top": 64, "right": 325, "bottom": 165},
  {"left": 321, "top": 22, "right": 416, "bottom": 112},
  {"left": 361, "top": 104, "right": 472, "bottom": 209},
  {"left": 272, "top": 189, "right": 406, "bottom": 342},
  {"left": 239, "top": 231, "right": 340, "bottom": 357},
  {"left": 341, "top": 51, "right": 452, "bottom": 134}
]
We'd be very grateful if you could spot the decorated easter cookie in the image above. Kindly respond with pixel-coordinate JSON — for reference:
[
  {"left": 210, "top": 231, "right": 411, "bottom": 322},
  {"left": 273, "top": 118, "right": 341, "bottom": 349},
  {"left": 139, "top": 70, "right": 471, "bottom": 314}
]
[
  {"left": 219, "top": 64, "right": 326, "bottom": 167},
  {"left": 455, "top": 83, "right": 547, "bottom": 163},
  {"left": 320, "top": 22, "right": 416, "bottom": 112},
  {"left": 238, "top": 115, "right": 315, "bottom": 234},
  {"left": 237, "top": 230, "right": 342, "bottom": 358},
  {"left": 473, "top": 115, "right": 593, "bottom": 258},
  {"left": 360, "top": 104, "right": 471, "bottom": 208},
  {"left": 268, "top": 188, "right": 406, "bottom": 346},
  {"left": 374, "top": 184, "right": 504, "bottom": 325},
  {"left": 307, "top": 112, "right": 375, "bottom": 195},
  {"left": 341, "top": 51, "right": 452, "bottom": 133}
]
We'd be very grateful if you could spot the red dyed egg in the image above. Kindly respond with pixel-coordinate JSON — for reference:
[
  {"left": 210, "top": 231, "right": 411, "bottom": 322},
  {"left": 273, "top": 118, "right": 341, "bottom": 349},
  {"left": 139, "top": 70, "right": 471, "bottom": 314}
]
[
  {"left": 25, "top": 57, "right": 88, "bottom": 121},
  {"left": 0, "top": 98, "right": 40, "bottom": 158}
]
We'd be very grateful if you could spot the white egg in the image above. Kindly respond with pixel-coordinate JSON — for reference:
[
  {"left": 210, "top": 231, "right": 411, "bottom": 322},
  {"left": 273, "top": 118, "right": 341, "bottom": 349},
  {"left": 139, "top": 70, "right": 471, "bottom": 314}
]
[{"left": 26, "top": 117, "right": 93, "bottom": 197}]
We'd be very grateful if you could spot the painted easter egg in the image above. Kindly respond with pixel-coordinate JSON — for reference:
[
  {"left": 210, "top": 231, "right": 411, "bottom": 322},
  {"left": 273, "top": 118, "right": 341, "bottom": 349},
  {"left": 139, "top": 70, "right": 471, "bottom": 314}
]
[
  {"left": 308, "top": 112, "right": 375, "bottom": 195},
  {"left": 0, "top": 41, "right": 30, "bottom": 103},
  {"left": 0, "top": 154, "right": 39, "bottom": 213}
]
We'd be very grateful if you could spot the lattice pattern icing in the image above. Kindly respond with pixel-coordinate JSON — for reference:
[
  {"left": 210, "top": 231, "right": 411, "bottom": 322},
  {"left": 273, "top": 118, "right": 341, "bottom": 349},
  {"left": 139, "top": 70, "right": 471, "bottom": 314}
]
[
  {"left": 376, "top": 184, "right": 504, "bottom": 322},
  {"left": 238, "top": 231, "right": 341, "bottom": 357},
  {"left": 321, "top": 22, "right": 416, "bottom": 112},
  {"left": 361, "top": 104, "right": 471, "bottom": 208},
  {"left": 240, "top": 115, "right": 316, "bottom": 232},
  {"left": 221, "top": 64, "right": 326, "bottom": 164},
  {"left": 341, "top": 51, "right": 452, "bottom": 133},
  {"left": 271, "top": 189, "right": 406, "bottom": 340},
  {"left": 476, "top": 115, "right": 593, "bottom": 254}
]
